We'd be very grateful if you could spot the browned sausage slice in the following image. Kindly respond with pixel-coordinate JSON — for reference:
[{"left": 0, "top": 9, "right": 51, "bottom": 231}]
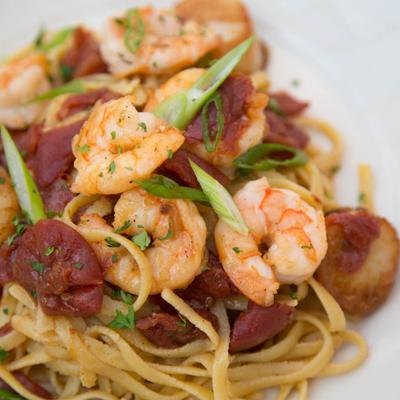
[
  {"left": 230, "top": 302, "right": 295, "bottom": 353},
  {"left": 13, "top": 220, "right": 103, "bottom": 317},
  {"left": 315, "top": 209, "right": 399, "bottom": 315}
]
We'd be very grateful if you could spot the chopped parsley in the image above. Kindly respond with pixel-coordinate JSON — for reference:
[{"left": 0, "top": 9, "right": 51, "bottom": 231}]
[
  {"left": 31, "top": 261, "right": 45, "bottom": 274},
  {"left": 358, "top": 192, "right": 367, "bottom": 204},
  {"left": 267, "top": 98, "right": 285, "bottom": 116},
  {"left": 60, "top": 63, "right": 73, "bottom": 81},
  {"left": 111, "top": 288, "right": 134, "bottom": 305},
  {"left": 167, "top": 149, "right": 173, "bottom": 159},
  {"left": 78, "top": 144, "right": 90, "bottom": 154},
  {"left": 44, "top": 246, "right": 55, "bottom": 256},
  {"left": 132, "top": 231, "right": 151, "bottom": 250},
  {"left": 73, "top": 262, "right": 83, "bottom": 270},
  {"left": 7, "top": 215, "right": 31, "bottom": 246},
  {"left": 2, "top": 308, "right": 9, "bottom": 316},
  {"left": 232, "top": 247, "right": 241, "bottom": 254},
  {"left": 110, "top": 130, "right": 117, "bottom": 140},
  {"left": 108, "top": 160, "right": 116, "bottom": 174},
  {"left": 138, "top": 122, "right": 147, "bottom": 132},
  {"left": 289, "top": 291, "right": 298, "bottom": 300},
  {"left": 114, "top": 220, "right": 132, "bottom": 234},
  {"left": 111, "top": 254, "right": 119, "bottom": 263},
  {"left": 0, "top": 177, "right": 5, "bottom": 185},
  {"left": 0, "top": 347, "right": 9, "bottom": 362},
  {"left": 108, "top": 305, "right": 136, "bottom": 329},
  {"left": 176, "top": 314, "right": 188, "bottom": 327},
  {"left": 105, "top": 236, "right": 121, "bottom": 248},
  {"left": 159, "top": 229, "right": 173, "bottom": 241}
]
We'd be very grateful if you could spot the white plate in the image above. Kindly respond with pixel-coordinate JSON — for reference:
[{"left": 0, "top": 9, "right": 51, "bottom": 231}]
[{"left": 1, "top": 1, "right": 400, "bottom": 398}]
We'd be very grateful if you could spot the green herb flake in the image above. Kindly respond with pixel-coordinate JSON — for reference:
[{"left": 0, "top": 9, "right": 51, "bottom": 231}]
[
  {"left": 0, "top": 177, "right": 5, "bottom": 185},
  {"left": 2, "top": 308, "right": 9, "bottom": 315},
  {"left": 167, "top": 149, "right": 173, "bottom": 159},
  {"left": 330, "top": 165, "right": 341, "bottom": 174},
  {"left": 108, "top": 160, "right": 116, "bottom": 174},
  {"left": 33, "top": 25, "right": 46, "bottom": 49},
  {"left": 301, "top": 244, "right": 314, "bottom": 250},
  {"left": 31, "top": 261, "right": 45, "bottom": 274},
  {"left": 138, "top": 122, "right": 147, "bottom": 132},
  {"left": 44, "top": 246, "right": 55, "bottom": 256},
  {"left": 78, "top": 144, "right": 90, "bottom": 154},
  {"left": 132, "top": 231, "right": 151, "bottom": 250},
  {"left": 105, "top": 236, "right": 121, "bottom": 248},
  {"left": 108, "top": 305, "right": 136, "bottom": 329},
  {"left": 289, "top": 291, "right": 298, "bottom": 300},
  {"left": 358, "top": 192, "right": 367, "bottom": 204},
  {"left": 73, "top": 262, "right": 83, "bottom": 270},
  {"left": 31, "top": 290, "right": 37, "bottom": 298},
  {"left": 60, "top": 63, "right": 73, "bottom": 81},
  {"left": 159, "top": 229, "right": 173, "bottom": 241},
  {"left": 110, "top": 130, "right": 117, "bottom": 140},
  {"left": 176, "top": 314, "right": 188, "bottom": 327},
  {"left": 267, "top": 98, "right": 285, "bottom": 116},
  {"left": 120, "top": 289, "right": 134, "bottom": 305},
  {"left": 232, "top": 247, "right": 241, "bottom": 254},
  {"left": 111, "top": 254, "right": 119, "bottom": 263},
  {"left": 0, "top": 347, "right": 9, "bottom": 363},
  {"left": 114, "top": 220, "right": 132, "bottom": 234}
]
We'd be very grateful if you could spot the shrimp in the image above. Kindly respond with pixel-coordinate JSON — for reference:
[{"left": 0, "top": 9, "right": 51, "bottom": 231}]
[
  {"left": 145, "top": 68, "right": 267, "bottom": 167},
  {"left": 175, "top": 0, "right": 267, "bottom": 74},
  {"left": 214, "top": 177, "right": 327, "bottom": 306},
  {"left": 71, "top": 95, "right": 184, "bottom": 195},
  {"left": 99, "top": 6, "right": 219, "bottom": 78},
  {"left": 0, "top": 53, "right": 51, "bottom": 129},
  {"left": 80, "top": 187, "right": 207, "bottom": 294},
  {"left": 0, "top": 167, "right": 19, "bottom": 243}
]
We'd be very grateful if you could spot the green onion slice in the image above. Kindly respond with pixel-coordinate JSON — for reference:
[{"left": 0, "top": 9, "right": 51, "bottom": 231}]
[
  {"left": 1, "top": 126, "right": 47, "bottom": 224},
  {"left": 0, "top": 389, "right": 25, "bottom": 400},
  {"left": 134, "top": 175, "right": 208, "bottom": 203},
  {"left": 233, "top": 143, "right": 308, "bottom": 171},
  {"left": 190, "top": 161, "right": 248, "bottom": 234},
  {"left": 201, "top": 92, "right": 224, "bottom": 153},
  {"left": 37, "top": 27, "right": 74, "bottom": 52},
  {"left": 30, "top": 79, "right": 85, "bottom": 102},
  {"left": 124, "top": 9, "right": 145, "bottom": 54},
  {"left": 154, "top": 37, "right": 254, "bottom": 129}
]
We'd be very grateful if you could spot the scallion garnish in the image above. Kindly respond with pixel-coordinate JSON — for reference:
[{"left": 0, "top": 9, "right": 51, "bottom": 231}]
[
  {"left": 154, "top": 37, "right": 254, "bottom": 129},
  {"left": 201, "top": 92, "right": 224, "bottom": 153},
  {"left": 1, "top": 126, "right": 46, "bottom": 224},
  {"left": 134, "top": 175, "right": 209, "bottom": 203},
  {"left": 35, "top": 27, "right": 74, "bottom": 53},
  {"left": 190, "top": 161, "right": 248, "bottom": 234},
  {"left": 30, "top": 79, "right": 85, "bottom": 102},
  {"left": 124, "top": 8, "right": 145, "bottom": 54},
  {"left": 233, "top": 143, "right": 308, "bottom": 171}
]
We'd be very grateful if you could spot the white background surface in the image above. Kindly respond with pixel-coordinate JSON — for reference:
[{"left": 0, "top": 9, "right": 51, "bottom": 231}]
[{"left": 1, "top": 0, "right": 400, "bottom": 398}]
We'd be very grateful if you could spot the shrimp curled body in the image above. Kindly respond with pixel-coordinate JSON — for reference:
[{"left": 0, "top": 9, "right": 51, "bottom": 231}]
[
  {"left": 100, "top": 7, "right": 219, "bottom": 77},
  {"left": 0, "top": 54, "right": 51, "bottom": 129},
  {"left": 215, "top": 177, "right": 327, "bottom": 306},
  {"left": 81, "top": 188, "right": 207, "bottom": 294},
  {"left": 71, "top": 95, "right": 184, "bottom": 195}
]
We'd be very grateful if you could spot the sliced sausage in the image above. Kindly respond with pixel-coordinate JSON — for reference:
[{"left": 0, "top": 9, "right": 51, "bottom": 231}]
[
  {"left": 315, "top": 209, "right": 399, "bottom": 315},
  {"left": 33, "top": 119, "right": 85, "bottom": 189},
  {"left": 160, "top": 149, "right": 230, "bottom": 188},
  {"left": 60, "top": 27, "right": 108, "bottom": 78},
  {"left": 57, "top": 89, "right": 120, "bottom": 121},
  {"left": 137, "top": 310, "right": 217, "bottom": 348},
  {"left": 230, "top": 302, "right": 295, "bottom": 353},
  {"left": 269, "top": 92, "right": 308, "bottom": 116},
  {"left": 12, "top": 220, "right": 103, "bottom": 317}
]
